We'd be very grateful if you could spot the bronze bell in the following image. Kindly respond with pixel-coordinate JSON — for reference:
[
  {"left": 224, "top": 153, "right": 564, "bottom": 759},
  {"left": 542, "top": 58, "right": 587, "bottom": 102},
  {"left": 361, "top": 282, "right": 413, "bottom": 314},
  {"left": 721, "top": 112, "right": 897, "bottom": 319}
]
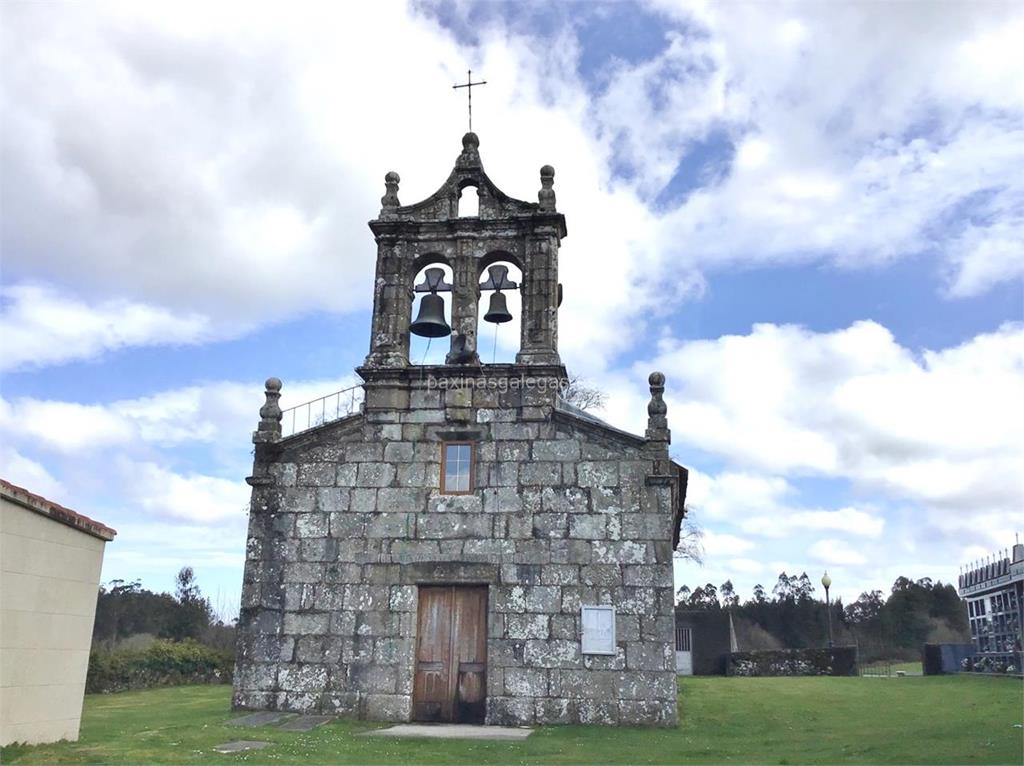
[
  {"left": 410, "top": 293, "right": 451, "bottom": 338},
  {"left": 483, "top": 291, "right": 513, "bottom": 324}
]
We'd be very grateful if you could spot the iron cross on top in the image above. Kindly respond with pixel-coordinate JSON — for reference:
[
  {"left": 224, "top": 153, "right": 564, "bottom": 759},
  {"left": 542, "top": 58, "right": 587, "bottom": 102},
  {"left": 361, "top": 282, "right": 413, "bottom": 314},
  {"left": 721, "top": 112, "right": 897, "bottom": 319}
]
[{"left": 453, "top": 69, "right": 487, "bottom": 132}]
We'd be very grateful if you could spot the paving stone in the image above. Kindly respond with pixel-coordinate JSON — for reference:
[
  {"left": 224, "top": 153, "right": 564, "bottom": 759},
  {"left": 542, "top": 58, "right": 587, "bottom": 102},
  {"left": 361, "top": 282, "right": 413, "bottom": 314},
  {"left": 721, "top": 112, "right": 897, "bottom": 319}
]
[
  {"left": 225, "top": 711, "right": 295, "bottom": 727},
  {"left": 213, "top": 740, "right": 271, "bottom": 753},
  {"left": 277, "top": 715, "right": 335, "bottom": 731},
  {"left": 359, "top": 724, "right": 534, "bottom": 740}
]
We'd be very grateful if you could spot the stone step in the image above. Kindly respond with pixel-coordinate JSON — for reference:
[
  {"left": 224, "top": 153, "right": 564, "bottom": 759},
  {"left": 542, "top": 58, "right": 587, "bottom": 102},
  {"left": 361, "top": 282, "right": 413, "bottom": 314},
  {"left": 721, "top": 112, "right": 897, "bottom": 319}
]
[{"left": 359, "top": 723, "right": 534, "bottom": 740}]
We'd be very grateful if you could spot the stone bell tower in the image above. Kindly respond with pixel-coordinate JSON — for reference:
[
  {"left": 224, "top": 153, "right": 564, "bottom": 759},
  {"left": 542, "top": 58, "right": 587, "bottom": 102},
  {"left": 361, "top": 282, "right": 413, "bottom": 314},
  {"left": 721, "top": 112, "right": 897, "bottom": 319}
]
[{"left": 361, "top": 132, "right": 565, "bottom": 376}]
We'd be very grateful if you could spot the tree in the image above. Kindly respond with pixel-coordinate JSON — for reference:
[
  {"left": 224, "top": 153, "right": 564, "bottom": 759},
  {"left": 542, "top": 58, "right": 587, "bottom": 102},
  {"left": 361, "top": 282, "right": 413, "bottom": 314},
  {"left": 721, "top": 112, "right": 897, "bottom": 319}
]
[
  {"left": 930, "top": 583, "right": 969, "bottom": 634},
  {"left": 175, "top": 567, "right": 201, "bottom": 603},
  {"left": 772, "top": 572, "right": 795, "bottom": 602},
  {"left": 675, "top": 585, "right": 691, "bottom": 605},
  {"left": 166, "top": 567, "right": 213, "bottom": 641},
  {"left": 559, "top": 374, "right": 607, "bottom": 412},
  {"left": 93, "top": 580, "right": 180, "bottom": 645},
  {"left": 845, "top": 590, "right": 884, "bottom": 624},
  {"left": 794, "top": 572, "right": 815, "bottom": 603},
  {"left": 689, "top": 583, "right": 720, "bottom": 610},
  {"left": 883, "top": 578, "right": 934, "bottom": 649},
  {"left": 675, "top": 573, "right": 970, "bottom": 659},
  {"left": 720, "top": 580, "right": 739, "bottom": 609},
  {"left": 93, "top": 567, "right": 224, "bottom": 647},
  {"left": 890, "top": 576, "right": 915, "bottom": 594}
]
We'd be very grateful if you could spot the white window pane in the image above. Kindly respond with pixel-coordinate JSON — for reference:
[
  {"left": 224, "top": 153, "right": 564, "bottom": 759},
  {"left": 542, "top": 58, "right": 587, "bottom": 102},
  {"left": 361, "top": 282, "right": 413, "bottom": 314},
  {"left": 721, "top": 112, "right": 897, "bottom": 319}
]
[
  {"left": 444, "top": 444, "right": 472, "bottom": 492},
  {"left": 581, "top": 605, "right": 615, "bottom": 655}
]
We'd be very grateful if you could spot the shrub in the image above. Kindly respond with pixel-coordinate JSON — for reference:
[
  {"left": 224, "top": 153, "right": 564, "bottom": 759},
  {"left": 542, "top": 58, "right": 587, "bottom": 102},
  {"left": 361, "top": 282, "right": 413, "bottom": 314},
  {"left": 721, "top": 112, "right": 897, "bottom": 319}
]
[
  {"left": 87, "top": 639, "right": 233, "bottom": 694},
  {"left": 727, "top": 647, "right": 859, "bottom": 676}
]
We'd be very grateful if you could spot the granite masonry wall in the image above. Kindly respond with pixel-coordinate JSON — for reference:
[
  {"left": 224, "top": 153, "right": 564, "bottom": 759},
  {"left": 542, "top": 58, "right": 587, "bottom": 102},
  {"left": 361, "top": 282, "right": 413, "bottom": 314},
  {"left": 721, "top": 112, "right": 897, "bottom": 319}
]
[{"left": 233, "top": 371, "right": 681, "bottom": 726}]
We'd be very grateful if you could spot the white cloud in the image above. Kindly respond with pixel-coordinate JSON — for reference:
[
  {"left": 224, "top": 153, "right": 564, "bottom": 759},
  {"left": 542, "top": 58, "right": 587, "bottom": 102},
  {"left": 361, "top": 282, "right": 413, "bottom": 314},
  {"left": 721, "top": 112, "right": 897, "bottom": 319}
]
[
  {"left": 686, "top": 467, "right": 885, "bottom": 541},
  {"left": 808, "top": 538, "right": 868, "bottom": 567},
  {"left": 727, "top": 558, "right": 766, "bottom": 575},
  {"left": 745, "top": 509, "right": 885, "bottom": 540},
  {"left": 702, "top": 530, "right": 755, "bottom": 556},
  {"left": 0, "top": 374, "right": 355, "bottom": 455},
  {"left": 118, "top": 460, "right": 250, "bottom": 524},
  {"left": 0, "top": 284, "right": 215, "bottom": 371},
  {"left": 635, "top": 1, "right": 1024, "bottom": 295},
  {"left": 685, "top": 468, "right": 792, "bottom": 519},
  {"left": 648, "top": 321, "right": 1024, "bottom": 517},
  {"left": 0, "top": 397, "right": 136, "bottom": 452},
  {"left": 103, "top": 519, "right": 247, "bottom": 572},
  {"left": 776, "top": 19, "right": 809, "bottom": 47},
  {"left": 734, "top": 137, "right": 771, "bottom": 170},
  {"left": 0, "top": 446, "right": 65, "bottom": 500}
]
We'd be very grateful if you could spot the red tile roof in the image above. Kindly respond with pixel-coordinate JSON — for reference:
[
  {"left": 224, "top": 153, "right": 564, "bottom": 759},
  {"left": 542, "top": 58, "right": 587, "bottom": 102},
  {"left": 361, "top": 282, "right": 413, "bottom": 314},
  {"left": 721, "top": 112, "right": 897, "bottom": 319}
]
[{"left": 0, "top": 478, "right": 116, "bottom": 541}]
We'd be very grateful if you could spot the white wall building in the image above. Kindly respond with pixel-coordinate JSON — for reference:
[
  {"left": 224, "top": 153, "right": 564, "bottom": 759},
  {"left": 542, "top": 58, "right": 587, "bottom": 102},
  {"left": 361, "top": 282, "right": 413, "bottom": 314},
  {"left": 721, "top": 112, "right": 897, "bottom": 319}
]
[{"left": 1, "top": 479, "right": 115, "bottom": 746}]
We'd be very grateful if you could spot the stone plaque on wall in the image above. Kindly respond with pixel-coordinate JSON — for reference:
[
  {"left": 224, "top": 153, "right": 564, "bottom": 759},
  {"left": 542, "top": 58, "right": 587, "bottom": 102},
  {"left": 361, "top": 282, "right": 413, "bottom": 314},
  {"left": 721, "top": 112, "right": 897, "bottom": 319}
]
[{"left": 581, "top": 605, "right": 616, "bottom": 655}]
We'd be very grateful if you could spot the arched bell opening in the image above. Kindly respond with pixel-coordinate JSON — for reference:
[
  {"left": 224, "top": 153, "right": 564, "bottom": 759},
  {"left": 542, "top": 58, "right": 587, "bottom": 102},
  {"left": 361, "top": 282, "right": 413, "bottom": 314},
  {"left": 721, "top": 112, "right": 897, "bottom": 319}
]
[
  {"left": 458, "top": 184, "right": 480, "bottom": 217},
  {"left": 476, "top": 260, "right": 522, "bottom": 364},
  {"left": 409, "top": 262, "right": 454, "bottom": 366}
]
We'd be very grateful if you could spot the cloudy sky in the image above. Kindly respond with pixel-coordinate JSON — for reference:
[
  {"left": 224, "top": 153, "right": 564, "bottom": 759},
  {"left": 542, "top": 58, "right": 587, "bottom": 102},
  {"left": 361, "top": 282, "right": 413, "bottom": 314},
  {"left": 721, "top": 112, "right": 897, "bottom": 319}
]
[{"left": 2, "top": 0, "right": 1022, "bottom": 615}]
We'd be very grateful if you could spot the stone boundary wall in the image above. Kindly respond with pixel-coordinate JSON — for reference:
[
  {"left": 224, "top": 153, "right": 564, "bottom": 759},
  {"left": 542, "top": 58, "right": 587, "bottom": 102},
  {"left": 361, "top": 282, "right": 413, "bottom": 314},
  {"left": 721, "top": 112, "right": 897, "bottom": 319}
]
[{"left": 726, "top": 647, "right": 858, "bottom": 677}]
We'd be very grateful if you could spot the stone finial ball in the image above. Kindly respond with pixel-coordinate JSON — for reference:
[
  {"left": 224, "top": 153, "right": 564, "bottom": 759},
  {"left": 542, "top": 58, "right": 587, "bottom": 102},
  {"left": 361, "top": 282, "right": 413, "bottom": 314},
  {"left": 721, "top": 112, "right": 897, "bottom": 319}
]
[
  {"left": 540, "top": 164, "right": 555, "bottom": 178},
  {"left": 265, "top": 377, "right": 282, "bottom": 392},
  {"left": 463, "top": 132, "right": 480, "bottom": 149},
  {"left": 385, "top": 171, "right": 400, "bottom": 184},
  {"left": 649, "top": 371, "right": 665, "bottom": 387}
]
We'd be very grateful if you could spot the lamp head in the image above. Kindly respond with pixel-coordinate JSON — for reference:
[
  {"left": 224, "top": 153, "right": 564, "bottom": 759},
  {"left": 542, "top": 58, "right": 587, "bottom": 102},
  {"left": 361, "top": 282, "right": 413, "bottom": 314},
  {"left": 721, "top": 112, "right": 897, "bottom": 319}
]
[{"left": 821, "top": 571, "right": 832, "bottom": 589}]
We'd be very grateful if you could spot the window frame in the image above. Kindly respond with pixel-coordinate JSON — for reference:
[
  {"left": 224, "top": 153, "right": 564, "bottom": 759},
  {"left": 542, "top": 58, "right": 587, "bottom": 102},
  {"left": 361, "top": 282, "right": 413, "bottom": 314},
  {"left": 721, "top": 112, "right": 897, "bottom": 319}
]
[
  {"left": 440, "top": 441, "right": 475, "bottom": 495},
  {"left": 580, "top": 605, "right": 617, "bottom": 656},
  {"left": 675, "top": 626, "right": 692, "bottom": 652}
]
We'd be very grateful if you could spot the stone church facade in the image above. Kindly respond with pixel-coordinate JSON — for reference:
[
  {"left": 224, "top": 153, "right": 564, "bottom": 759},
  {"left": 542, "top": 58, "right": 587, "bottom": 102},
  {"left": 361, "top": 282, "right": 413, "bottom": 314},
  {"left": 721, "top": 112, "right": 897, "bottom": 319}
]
[{"left": 233, "top": 133, "right": 689, "bottom": 726}]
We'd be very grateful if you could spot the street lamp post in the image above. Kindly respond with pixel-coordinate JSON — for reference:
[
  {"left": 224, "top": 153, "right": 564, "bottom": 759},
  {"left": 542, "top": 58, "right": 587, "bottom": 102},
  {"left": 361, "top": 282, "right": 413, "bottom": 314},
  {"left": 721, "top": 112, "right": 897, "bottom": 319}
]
[{"left": 821, "top": 571, "right": 834, "bottom": 650}]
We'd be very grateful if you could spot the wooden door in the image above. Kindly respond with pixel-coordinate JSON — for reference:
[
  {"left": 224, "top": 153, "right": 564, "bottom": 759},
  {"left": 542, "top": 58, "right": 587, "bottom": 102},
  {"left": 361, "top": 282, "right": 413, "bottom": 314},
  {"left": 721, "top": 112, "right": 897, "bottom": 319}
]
[
  {"left": 413, "top": 585, "right": 487, "bottom": 723},
  {"left": 450, "top": 586, "right": 488, "bottom": 723}
]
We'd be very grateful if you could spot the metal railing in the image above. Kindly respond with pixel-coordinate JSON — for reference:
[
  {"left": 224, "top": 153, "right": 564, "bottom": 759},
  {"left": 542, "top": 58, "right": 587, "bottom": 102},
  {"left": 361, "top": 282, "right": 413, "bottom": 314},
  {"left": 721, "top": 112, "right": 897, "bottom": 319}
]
[{"left": 280, "top": 384, "right": 364, "bottom": 438}]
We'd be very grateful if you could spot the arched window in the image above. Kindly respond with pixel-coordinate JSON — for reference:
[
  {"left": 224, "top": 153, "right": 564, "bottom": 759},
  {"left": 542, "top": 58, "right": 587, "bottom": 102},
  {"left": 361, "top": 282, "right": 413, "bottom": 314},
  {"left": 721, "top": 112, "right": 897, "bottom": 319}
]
[
  {"left": 458, "top": 185, "right": 479, "bottom": 217},
  {"left": 476, "top": 260, "right": 522, "bottom": 364},
  {"left": 409, "top": 262, "right": 453, "bottom": 365}
]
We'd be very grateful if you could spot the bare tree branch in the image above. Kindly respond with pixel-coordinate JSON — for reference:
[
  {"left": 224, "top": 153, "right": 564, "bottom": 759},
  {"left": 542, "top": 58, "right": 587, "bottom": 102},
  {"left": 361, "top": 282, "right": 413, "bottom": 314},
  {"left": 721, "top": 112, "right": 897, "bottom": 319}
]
[
  {"left": 673, "top": 512, "right": 704, "bottom": 565},
  {"left": 560, "top": 374, "right": 607, "bottom": 412}
]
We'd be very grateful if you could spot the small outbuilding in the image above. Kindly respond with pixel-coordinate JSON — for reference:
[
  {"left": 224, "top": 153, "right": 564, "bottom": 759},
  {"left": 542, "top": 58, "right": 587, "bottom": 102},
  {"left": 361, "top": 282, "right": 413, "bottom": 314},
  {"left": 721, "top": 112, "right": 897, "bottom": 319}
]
[
  {"left": 674, "top": 609, "right": 738, "bottom": 676},
  {"left": 0, "top": 479, "right": 116, "bottom": 746}
]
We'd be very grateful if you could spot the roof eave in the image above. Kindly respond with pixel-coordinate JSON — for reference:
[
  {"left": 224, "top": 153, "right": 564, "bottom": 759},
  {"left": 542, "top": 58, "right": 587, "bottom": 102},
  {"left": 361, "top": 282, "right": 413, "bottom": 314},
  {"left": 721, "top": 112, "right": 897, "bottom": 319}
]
[{"left": 0, "top": 479, "right": 116, "bottom": 541}]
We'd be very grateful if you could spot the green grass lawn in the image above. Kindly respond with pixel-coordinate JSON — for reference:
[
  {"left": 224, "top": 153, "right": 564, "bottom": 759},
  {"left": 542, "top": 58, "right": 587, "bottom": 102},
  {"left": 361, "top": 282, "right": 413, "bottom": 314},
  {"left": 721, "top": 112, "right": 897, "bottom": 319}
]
[{"left": 3, "top": 676, "right": 1021, "bottom": 765}]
